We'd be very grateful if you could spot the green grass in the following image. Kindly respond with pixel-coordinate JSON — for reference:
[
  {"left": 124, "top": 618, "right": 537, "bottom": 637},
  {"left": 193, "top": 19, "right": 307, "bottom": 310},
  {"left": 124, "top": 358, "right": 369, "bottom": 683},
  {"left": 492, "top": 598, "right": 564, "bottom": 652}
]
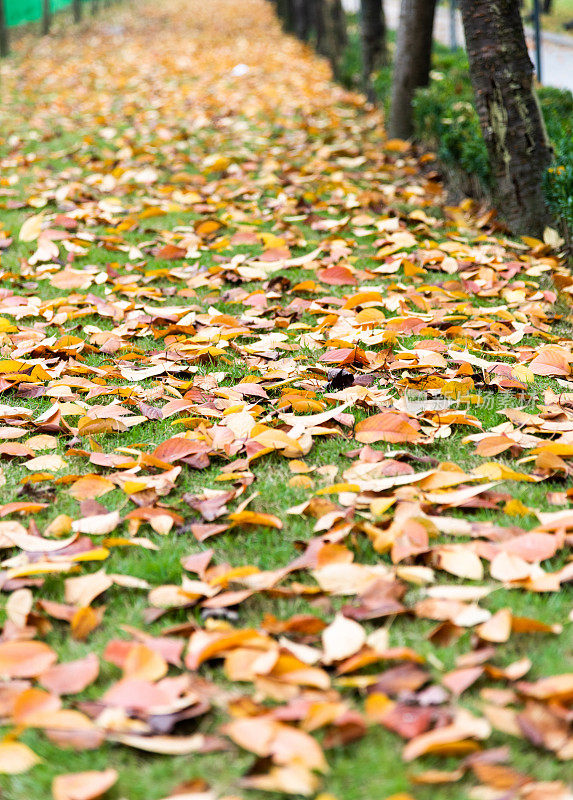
[{"left": 527, "top": 0, "right": 573, "bottom": 33}]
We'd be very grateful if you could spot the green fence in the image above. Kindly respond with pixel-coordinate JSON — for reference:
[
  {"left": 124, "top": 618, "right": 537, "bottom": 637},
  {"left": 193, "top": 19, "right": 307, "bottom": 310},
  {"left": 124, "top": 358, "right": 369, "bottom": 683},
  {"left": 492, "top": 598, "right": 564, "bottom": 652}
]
[{"left": 5, "top": 0, "right": 89, "bottom": 28}]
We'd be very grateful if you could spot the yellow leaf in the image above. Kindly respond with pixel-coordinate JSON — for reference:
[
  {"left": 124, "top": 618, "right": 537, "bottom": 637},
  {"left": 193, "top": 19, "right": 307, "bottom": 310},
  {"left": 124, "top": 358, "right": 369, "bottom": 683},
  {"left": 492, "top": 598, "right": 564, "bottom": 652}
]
[
  {"left": 259, "top": 232, "right": 285, "bottom": 248},
  {"left": 69, "top": 548, "right": 110, "bottom": 562},
  {"left": 19, "top": 212, "right": 45, "bottom": 242},
  {"left": 473, "top": 463, "right": 535, "bottom": 482},
  {"left": 504, "top": 499, "right": 533, "bottom": 517},
  {"left": 511, "top": 364, "right": 534, "bottom": 383},
  {"left": 0, "top": 741, "right": 41, "bottom": 774},
  {"left": 288, "top": 475, "right": 313, "bottom": 489},
  {"left": 0, "top": 359, "right": 28, "bottom": 374},
  {"left": 316, "top": 483, "right": 360, "bottom": 495},
  {"left": 24, "top": 455, "right": 67, "bottom": 472},
  {"left": 228, "top": 510, "right": 283, "bottom": 529},
  {"left": 0, "top": 318, "right": 17, "bottom": 333}
]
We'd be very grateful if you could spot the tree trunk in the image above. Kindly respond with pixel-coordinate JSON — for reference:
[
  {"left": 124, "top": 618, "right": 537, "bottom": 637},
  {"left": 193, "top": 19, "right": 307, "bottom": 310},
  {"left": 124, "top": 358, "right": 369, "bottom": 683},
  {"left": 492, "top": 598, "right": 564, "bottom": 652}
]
[
  {"left": 459, "top": 0, "right": 552, "bottom": 235},
  {"left": 0, "top": 0, "right": 9, "bottom": 59},
  {"left": 320, "top": 0, "right": 347, "bottom": 78},
  {"left": 388, "top": 0, "right": 437, "bottom": 139},
  {"left": 331, "top": 0, "right": 348, "bottom": 50},
  {"left": 42, "top": 0, "right": 51, "bottom": 35},
  {"left": 92, "top": 0, "right": 99, "bottom": 17},
  {"left": 314, "top": 0, "right": 328, "bottom": 55},
  {"left": 276, "top": 0, "right": 296, "bottom": 33},
  {"left": 542, "top": 0, "right": 553, "bottom": 13},
  {"left": 293, "top": 0, "right": 311, "bottom": 40},
  {"left": 360, "top": 0, "right": 388, "bottom": 101},
  {"left": 73, "top": 0, "right": 82, "bottom": 23}
]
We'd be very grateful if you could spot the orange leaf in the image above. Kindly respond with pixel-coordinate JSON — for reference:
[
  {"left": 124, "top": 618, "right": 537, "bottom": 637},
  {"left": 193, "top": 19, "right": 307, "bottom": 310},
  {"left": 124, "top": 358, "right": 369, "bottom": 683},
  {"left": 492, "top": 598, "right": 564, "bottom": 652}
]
[
  {"left": 0, "top": 741, "right": 41, "bottom": 774},
  {"left": 355, "top": 413, "right": 421, "bottom": 444},
  {"left": 0, "top": 640, "right": 57, "bottom": 677},
  {"left": 228, "top": 510, "right": 283, "bottom": 529},
  {"left": 529, "top": 346, "right": 571, "bottom": 376},
  {"left": 69, "top": 475, "right": 115, "bottom": 501},
  {"left": 123, "top": 644, "right": 168, "bottom": 682},
  {"left": 52, "top": 769, "right": 118, "bottom": 800}
]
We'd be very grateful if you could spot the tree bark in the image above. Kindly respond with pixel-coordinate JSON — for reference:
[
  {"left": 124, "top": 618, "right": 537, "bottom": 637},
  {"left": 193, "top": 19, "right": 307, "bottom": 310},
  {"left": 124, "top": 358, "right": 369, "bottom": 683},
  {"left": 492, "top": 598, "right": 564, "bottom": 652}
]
[
  {"left": 388, "top": 0, "right": 437, "bottom": 139},
  {"left": 459, "top": 0, "right": 552, "bottom": 235},
  {"left": 331, "top": 0, "right": 348, "bottom": 50},
  {"left": 293, "top": 0, "right": 311, "bottom": 40},
  {"left": 276, "top": 0, "right": 296, "bottom": 33},
  {"left": 360, "top": 0, "right": 388, "bottom": 102},
  {"left": 0, "top": 0, "right": 9, "bottom": 59},
  {"left": 313, "top": 0, "right": 326, "bottom": 52},
  {"left": 42, "top": 0, "right": 51, "bottom": 35},
  {"left": 73, "top": 0, "right": 82, "bottom": 23},
  {"left": 319, "top": 0, "right": 347, "bottom": 79}
]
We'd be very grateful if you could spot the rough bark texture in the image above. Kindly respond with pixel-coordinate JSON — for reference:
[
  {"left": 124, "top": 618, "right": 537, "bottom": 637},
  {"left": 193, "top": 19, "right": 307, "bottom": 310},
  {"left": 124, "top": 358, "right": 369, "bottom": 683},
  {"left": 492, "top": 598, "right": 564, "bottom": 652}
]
[
  {"left": 0, "top": 0, "right": 8, "bottom": 59},
  {"left": 73, "top": 0, "right": 83, "bottom": 23},
  {"left": 42, "top": 0, "right": 51, "bottom": 35},
  {"left": 360, "top": 0, "right": 388, "bottom": 101},
  {"left": 459, "top": 0, "right": 552, "bottom": 235},
  {"left": 388, "top": 0, "right": 437, "bottom": 140}
]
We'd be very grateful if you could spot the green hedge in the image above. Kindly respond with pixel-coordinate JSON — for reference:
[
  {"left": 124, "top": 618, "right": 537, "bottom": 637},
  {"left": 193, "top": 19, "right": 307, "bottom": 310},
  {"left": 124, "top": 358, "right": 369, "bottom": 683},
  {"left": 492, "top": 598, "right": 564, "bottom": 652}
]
[
  {"left": 5, "top": 0, "right": 90, "bottom": 28},
  {"left": 341, "top": 27, "right": 573, "bottom": 242}
]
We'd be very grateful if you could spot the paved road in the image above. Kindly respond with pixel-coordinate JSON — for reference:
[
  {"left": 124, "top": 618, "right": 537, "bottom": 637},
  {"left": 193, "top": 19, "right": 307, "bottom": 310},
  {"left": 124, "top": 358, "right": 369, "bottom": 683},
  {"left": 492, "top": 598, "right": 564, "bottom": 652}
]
[{"left": 342, "top": 0, "right": 573, "bottom": 92}]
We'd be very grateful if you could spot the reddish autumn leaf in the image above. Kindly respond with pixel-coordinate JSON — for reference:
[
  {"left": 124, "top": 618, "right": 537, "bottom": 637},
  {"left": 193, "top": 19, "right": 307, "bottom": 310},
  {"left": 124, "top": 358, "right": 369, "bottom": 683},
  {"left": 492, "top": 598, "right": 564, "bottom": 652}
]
[
  {"left": 355, "top": 413, "right": 421, "bottom": 444},
  {"left": 0, "top": 641, "right": 57, "bottom": 678},
  {"left": 152, "top": 438, "right": 206, "bottom": 463},
  {"left": 319, "top": 347, "right": 369, "bottom": 367},
  {"left": 39, "top": 654, "right": 100, "bottom": 696},
  {"left": 102, "top": 679, "right": 171, "bottom": 711},
  {"left": 372, "top": 700, "right": 434, "bottom": 740},
  {"left": 317, "top": 265, "right": 357, "bottom": 285},
  {"left": 501, "top": 532, "right": 559, "bottom": 562},
  {"left": 528, "top": 346, "right": 571, "bottom": 376}
]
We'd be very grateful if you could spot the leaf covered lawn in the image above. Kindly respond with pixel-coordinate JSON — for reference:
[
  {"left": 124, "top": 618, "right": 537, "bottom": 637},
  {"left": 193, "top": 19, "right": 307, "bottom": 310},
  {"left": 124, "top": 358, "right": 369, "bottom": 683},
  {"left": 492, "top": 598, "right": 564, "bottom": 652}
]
[{"left": 0, "top": 1, "right": 573, "bottom": 799}]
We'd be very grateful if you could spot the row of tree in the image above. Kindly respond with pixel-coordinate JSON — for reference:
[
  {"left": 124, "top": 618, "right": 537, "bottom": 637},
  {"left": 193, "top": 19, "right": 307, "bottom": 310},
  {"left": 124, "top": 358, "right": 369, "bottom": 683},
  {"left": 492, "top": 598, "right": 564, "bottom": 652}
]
[
  {"left": 273, "top": 0, "right": 349, "bottom": 80},
  {"left": 272, "top": 0, "right": 553, "bottom": 237},
  {"left": 0, "top": 0, "right": 111, "bottom": 58}
]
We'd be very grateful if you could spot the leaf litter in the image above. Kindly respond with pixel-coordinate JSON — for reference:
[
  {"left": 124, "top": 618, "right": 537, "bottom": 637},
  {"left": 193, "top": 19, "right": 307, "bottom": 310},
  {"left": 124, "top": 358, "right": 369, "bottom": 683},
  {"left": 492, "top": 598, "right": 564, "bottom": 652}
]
[{"left": 0, "top": 0, "right": 573, "bottom": 798}]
